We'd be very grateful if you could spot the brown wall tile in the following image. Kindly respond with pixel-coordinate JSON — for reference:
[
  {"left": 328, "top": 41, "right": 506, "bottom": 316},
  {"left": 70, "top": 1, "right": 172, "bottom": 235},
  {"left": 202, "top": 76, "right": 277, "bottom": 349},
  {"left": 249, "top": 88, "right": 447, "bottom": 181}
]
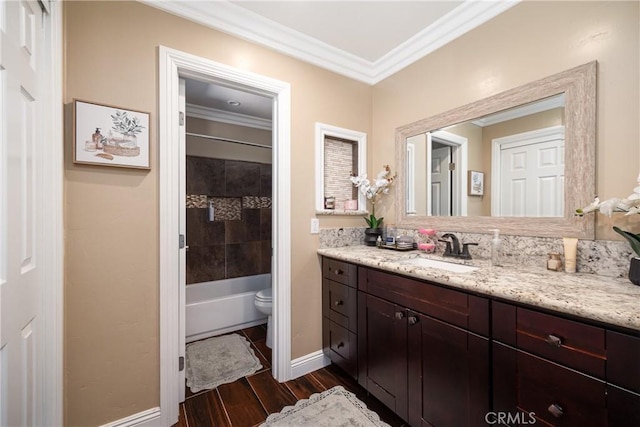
[
  {"left": 187, "top": 156, "right": 225, "bottom": 196},
  {"left": 227, "top": 242, "right": 261, "bottom": 278},
  {"left": 226, "top": 160, "right": 260, "bottom": 197},
  {"left": 260, "top": 163, "right": 272, "bottom": 197},
  {"left": 186, "top": 208, "right": 226, "bottom": 247},
  {"left": 186, "top": 245, "right": 225, "bottom": 284}
]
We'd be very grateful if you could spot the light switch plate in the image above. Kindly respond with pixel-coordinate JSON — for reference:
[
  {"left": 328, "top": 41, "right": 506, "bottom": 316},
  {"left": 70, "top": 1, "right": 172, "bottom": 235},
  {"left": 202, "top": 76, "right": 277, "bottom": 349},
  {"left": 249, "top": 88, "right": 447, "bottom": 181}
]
[{"left": 310, "top": 218, "right": 319, "bottom": 234}]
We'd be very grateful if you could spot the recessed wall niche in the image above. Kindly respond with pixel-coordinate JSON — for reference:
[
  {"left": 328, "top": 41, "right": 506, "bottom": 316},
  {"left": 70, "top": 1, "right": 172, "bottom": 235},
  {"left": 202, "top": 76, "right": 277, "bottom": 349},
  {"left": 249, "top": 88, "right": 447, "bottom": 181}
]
[{"left": 315, "top": 123, "right": 367, "bottom": 215}]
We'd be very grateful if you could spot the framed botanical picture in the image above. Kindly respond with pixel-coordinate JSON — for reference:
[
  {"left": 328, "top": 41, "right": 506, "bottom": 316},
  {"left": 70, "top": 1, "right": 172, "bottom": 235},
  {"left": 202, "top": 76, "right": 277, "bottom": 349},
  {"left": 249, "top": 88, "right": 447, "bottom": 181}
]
[
  {"left": 468, "top": 170, "right": 484, "bottom": 196},
  {"left": 73, "top": 99, "right": 150, "bottom": 169}
]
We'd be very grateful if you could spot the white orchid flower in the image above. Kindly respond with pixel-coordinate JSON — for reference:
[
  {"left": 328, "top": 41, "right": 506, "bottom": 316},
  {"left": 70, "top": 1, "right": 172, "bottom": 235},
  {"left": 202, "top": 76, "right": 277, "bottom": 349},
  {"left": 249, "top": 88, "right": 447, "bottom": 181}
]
[
  {"left": 598, "top": 198, "right": 622, "bottom": 217},
  {"left": 578, "top": 197, "right": 601, "bottom": 214},
  {"left": 376, "top": 169, "right": 389, "bottom": 180},
  {"left": 625, "top": 206, "right": 640, "bottom": 215}
]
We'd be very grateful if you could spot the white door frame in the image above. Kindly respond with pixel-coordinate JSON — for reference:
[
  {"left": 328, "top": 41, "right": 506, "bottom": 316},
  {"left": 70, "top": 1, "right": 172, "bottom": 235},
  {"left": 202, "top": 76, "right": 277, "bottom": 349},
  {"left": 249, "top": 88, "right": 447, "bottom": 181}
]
[
  {"left": 40, "top": 3, "right": 64, "bottom": 425},
  {"left": 491, "top": 125, "right": 565, "bottom": 216},
  {"left": 428, "top": 130, "right": 468, "bottom": 216},
  {"left": 158, "top": 46, "right": 292, "bottom": 425}
]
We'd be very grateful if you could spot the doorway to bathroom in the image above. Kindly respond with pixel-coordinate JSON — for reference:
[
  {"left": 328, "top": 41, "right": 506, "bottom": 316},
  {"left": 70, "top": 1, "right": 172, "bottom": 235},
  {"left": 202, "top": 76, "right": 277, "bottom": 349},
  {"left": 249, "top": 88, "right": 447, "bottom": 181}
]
[
  {"left": 181, "top": 76, "right": 274, "bottom": 361},
  {"left": 181, "top": 77, "right": 275, "bottom": 402},
  {"left": 158, "top": 46, "right": 292, "bottom": 424}
]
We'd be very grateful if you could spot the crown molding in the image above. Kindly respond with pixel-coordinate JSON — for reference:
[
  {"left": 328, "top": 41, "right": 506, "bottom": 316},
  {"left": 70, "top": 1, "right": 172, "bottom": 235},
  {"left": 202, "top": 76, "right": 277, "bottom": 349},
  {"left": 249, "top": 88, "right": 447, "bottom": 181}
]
[
  {"left": 186, "top": 103, "right": 272, "bottom": 130},
  {"left": 142, "top": 0, "right": 519, "bottom": 85},
  {"left": 371, "top": 0, "right": 519, "bottom": 83}
]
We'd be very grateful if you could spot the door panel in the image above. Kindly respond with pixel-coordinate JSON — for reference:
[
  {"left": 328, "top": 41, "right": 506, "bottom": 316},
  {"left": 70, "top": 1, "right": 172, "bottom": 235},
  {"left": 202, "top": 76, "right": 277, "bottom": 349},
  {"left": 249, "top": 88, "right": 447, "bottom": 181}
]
[
  {"left": 358, "top": 293, "right": 408, "bottom": 421},
  {"left": 0, "top": 1, "right": 44, "bottom": 425},
  {"left": 500, "top": 138, "right": 564, "bottom": 217},
  {"left": 409, "top": 312, "right": 489, "bottom": 427},
  {"left": 431, "top": 146, "right": 450, "bottom": 216}
]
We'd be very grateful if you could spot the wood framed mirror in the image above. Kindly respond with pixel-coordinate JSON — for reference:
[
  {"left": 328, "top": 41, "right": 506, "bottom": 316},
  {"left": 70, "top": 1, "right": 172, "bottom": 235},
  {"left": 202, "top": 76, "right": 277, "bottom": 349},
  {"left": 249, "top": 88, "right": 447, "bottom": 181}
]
[{"left": 395, "top": 61, "right": 596, "bottom": 238}]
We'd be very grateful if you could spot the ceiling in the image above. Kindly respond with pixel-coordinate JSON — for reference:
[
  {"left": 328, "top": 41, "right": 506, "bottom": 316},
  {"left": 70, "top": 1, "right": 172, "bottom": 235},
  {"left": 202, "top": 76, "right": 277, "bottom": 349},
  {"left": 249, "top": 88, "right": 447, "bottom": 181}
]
[{"left": 148, "top": 0, "right": 518, "bottom": 124}]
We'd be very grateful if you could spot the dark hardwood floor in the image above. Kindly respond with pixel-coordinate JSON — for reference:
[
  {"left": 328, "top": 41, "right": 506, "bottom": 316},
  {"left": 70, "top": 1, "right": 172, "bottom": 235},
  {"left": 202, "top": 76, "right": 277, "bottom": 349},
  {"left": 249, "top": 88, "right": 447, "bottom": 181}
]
[{"left": 175, "top": 325, "right": 408, "bottom": 427}]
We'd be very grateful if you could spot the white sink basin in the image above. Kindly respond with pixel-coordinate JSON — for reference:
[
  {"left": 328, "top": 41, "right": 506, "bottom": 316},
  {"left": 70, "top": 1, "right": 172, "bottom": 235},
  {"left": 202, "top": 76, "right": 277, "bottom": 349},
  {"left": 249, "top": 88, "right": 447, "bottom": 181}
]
[{"left": 400, "top": 258, "right": 479, "bottom": 273}]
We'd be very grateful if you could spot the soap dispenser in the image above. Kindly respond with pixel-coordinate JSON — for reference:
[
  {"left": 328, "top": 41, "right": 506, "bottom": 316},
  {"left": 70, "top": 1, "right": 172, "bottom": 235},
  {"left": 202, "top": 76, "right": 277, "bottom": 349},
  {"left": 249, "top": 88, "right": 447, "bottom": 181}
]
[{"left": 490, "top": 229, "right": 501, "bottom": 266}]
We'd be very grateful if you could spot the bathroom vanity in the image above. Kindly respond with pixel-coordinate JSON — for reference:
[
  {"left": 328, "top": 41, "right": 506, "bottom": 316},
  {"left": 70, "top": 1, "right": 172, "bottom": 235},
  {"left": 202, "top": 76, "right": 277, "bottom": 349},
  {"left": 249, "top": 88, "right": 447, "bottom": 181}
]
[{"left": 319, "top": 247, "right": 640, "bottom": 427}]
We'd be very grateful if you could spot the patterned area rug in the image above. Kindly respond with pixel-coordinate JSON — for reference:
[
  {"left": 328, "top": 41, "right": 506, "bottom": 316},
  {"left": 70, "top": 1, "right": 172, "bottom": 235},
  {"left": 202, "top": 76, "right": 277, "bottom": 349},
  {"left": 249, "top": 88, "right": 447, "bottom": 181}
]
[
  {"left": 261, "top": 386, "right": 390, "bottom": 426},
  {"left": 185, "top": 333, "right": 262, "bottom": 393}
]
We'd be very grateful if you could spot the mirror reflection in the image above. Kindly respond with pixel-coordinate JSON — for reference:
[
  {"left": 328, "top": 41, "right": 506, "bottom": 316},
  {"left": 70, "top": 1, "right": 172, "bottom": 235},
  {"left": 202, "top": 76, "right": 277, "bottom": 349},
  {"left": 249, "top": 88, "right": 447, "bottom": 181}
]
[{"left": 406, "top": 94, "right": 565, "bottom": 218}]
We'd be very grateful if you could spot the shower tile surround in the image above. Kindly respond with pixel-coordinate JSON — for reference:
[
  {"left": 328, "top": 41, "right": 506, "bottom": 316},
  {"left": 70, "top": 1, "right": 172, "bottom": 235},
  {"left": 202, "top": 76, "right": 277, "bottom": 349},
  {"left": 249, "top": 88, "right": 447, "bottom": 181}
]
[
  {"left": 319, "top": 227, "right": 633, "bottom": 279},
  {"left": 186, "top": 157, "right": 272, "bottom": 284}
]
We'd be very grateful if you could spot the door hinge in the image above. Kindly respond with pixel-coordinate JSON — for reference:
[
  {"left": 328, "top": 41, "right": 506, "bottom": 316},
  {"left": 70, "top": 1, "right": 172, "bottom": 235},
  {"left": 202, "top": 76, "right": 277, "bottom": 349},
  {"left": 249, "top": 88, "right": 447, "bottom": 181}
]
[
  {"left": 179, "top": 356, "right": 184, "bottom": 372},
  {"left": 449, "top": 162, "right": 456, "bottom": 171},
  {"left": 179, "top": 234, "right": 185, "bottom": 249},
  {"left": 179, "top": 111, "right": 185, "bottom": 126}
]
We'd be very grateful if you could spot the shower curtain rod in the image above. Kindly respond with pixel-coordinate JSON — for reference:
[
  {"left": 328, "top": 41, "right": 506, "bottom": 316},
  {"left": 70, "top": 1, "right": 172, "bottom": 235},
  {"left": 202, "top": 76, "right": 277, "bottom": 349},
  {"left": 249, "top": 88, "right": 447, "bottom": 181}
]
[{"left": 186, "top": 132, "right": 272, "bottom": 150}]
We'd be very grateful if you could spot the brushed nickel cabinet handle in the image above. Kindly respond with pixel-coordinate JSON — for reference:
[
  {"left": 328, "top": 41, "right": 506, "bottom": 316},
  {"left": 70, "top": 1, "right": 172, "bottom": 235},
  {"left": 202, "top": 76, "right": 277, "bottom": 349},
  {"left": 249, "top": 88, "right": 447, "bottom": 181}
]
[
  {"left": 334, "top": 269, "right": 343, "bottom": 276},
  {"left": 545, "top": 334, "right": 563, "bottom": 347},
  {"left": 336, "top": 342, "right": 344, "bottom": 349},
  {"left": 408, "top": 315, "right": 419, "bottom": 326},
  {"left": 547, "top": 403, "right": 564, "bottom": 418},
  {"left": 395, "top": 311, "right": 405, "bottom": 320},
  {"left": 334, "top": 300, "right": 344, "bottom": 307}
]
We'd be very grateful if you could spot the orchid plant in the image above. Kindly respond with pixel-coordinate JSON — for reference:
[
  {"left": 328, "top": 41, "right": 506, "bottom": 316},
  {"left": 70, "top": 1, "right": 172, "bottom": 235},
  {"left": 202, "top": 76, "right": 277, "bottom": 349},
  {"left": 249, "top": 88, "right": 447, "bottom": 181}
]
[
  {"left": 350, "top": 165, "right": 397, "bottom": 228},
  {"left": 576, "top": 173, "right": 640, "bottom": 257}
]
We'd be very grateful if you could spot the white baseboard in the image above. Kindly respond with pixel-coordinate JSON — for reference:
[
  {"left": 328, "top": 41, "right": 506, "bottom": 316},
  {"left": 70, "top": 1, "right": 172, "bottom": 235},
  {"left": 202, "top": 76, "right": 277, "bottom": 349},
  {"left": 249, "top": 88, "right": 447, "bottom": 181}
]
[
  {"left": 100, "top": 351, "right": 330, "bottom": 426},
  {"left": 100, "top": 407, "right": 161, "bottom": 427},
  {"left": 290, "top": 350, "right": 330, "bottom": 380}
]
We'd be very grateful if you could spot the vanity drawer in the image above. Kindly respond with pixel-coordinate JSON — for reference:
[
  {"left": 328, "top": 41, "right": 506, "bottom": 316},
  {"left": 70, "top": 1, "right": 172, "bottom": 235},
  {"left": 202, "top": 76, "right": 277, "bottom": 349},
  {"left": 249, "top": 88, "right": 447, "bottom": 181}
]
[
  {"left": 322, "top": 258, "right": 357, "bottom": 288},
  {"left": 494, "top": 303, "right": 606, "bottom": 379},
  {"left": 606, "top": 330, "right": 640, "bottom": 393},
  {"left": 519, "top": 351, "right": 606, "bottom": 427},
  {"left": 359, "top": 267, "right": 489, "bottom": 336},
  {"left": 322, "top": 317, "right": 357, "bottom": 379},
  {"left": 322, "top": 278, "right": 357, "bottom": 333}
]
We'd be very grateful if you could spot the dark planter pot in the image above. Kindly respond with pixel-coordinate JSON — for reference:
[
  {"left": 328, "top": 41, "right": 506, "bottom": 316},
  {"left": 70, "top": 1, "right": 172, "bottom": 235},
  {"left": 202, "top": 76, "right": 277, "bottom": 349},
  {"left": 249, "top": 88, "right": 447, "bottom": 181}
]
[
  {"left": 364, "top": 228, "right": 383, "bottom": 246},
  {"left": 629, "top": 257, "right": 640, "bottom": 286}
]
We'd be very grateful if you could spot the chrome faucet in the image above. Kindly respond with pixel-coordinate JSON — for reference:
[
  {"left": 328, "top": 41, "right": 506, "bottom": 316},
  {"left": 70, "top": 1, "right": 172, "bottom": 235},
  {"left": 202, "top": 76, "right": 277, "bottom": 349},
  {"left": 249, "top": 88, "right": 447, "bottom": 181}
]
[{"left": 439, "top": 233, "right": 478, "bottom": 260}]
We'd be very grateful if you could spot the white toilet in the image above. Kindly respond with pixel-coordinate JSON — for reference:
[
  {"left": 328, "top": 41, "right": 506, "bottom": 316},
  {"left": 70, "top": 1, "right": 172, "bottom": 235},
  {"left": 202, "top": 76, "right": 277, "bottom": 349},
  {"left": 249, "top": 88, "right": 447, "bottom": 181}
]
[{"left": 254, "top": 288, "right": 273, "bottom": 348}]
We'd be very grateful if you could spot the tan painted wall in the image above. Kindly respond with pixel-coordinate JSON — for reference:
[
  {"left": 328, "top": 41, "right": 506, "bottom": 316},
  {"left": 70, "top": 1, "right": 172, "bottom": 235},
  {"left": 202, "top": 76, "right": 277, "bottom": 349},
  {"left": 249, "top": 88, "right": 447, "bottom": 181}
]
[
  {"left": 372, "top": 0, "right": 640, "bottom": 239},
  {"left": 64, "top": 1, "right": 639, "bottom": 425},
  {"left": 63, "top": 1, "right": 371, "bottom": 425}
]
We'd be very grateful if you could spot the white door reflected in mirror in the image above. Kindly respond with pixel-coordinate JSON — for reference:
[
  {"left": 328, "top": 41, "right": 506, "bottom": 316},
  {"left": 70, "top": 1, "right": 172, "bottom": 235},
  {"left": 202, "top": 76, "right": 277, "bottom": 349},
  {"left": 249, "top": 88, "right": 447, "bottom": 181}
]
[{"left": 407, "top": 94, "right": 565, "bottom": 218}]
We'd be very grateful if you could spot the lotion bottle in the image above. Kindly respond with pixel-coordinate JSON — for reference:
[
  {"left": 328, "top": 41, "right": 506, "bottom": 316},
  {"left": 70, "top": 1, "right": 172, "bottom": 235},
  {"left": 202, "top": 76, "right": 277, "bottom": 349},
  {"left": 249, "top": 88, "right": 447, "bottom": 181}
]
[{"left": 490, "top": 229, "right": 501, "bottom": 266}]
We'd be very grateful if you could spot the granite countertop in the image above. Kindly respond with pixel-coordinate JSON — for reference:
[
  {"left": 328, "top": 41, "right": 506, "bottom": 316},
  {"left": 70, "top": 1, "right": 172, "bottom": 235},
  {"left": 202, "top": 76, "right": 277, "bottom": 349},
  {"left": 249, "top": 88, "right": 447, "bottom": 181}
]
[{"left": 317, "top": 246, "right": 640, "bottom": 332}]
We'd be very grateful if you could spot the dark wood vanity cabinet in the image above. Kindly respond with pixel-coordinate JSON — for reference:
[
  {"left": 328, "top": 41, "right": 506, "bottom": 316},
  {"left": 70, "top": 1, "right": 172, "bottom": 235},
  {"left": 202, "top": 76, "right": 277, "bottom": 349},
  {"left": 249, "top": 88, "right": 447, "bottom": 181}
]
[
  {"left": 321, "top": 258, "right": 358, "bottom": 379},
  {"left": 358, "top": 266, "right": 490, "bottom": 426},
  {"left": 321, "top": 256, "right": 640, "bottom": 426},
  {"left": 492, "top": 301, "right": 640, "bottom": 426}
]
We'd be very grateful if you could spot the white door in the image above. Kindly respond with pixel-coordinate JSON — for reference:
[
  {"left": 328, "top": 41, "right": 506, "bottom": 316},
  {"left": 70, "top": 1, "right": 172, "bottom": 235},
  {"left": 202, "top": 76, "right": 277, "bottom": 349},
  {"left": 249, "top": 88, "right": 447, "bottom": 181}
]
[
  {"left": 1, "top": 1, "right": 45, "bottom": 425},
  {"left": 431, "top": 146, "right": 451, "bottom": 216},
  {"left": 500, "top": 138, "right": 564, "bottom": 216},
  {"left": 178, "top": 79, "right": 187, "bottom": 402}
]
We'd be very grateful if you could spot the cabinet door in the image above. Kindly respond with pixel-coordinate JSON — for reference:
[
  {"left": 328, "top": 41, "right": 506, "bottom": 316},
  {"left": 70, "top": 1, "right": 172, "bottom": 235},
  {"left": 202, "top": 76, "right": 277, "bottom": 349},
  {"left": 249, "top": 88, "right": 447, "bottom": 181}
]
[
  {"left": 607, "top": 385, "right": 640, "bottom": 426},
  {"left": 408, "top": 311, "right": 489, "bottom": 427},
  {"left": 493, "top": 342, "right": 606, "bottom": 427},
  {"left": 358, "top": 292, "right": 408, "bottom": 421}
]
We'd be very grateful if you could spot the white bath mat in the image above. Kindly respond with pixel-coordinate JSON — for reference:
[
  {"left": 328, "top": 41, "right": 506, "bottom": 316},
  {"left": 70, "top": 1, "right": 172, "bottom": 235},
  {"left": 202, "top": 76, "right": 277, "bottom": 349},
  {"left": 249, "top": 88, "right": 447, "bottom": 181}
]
[
  {"left": 261, "top": 386, "right": 390, "bottom": 426},
  {"left": 185, "top": 333, "right": 262, "bottom": 393}
]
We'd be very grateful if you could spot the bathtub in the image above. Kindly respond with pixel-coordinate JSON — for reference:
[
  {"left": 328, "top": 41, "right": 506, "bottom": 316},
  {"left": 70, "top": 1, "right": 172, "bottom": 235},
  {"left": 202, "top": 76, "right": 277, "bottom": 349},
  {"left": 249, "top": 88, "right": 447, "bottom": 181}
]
[{"left": 186, "top": 274, "right": 271, "bottom": 343}]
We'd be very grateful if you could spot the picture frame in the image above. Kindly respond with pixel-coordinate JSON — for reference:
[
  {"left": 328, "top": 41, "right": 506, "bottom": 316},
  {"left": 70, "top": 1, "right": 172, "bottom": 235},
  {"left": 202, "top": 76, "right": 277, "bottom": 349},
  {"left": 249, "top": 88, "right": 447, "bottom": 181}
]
[
  {"left": 73, "top": 99, "right": 150, "bottom": 169},
  {"left": 468, "top": 170, "right": 484, "bottom": 196}
]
